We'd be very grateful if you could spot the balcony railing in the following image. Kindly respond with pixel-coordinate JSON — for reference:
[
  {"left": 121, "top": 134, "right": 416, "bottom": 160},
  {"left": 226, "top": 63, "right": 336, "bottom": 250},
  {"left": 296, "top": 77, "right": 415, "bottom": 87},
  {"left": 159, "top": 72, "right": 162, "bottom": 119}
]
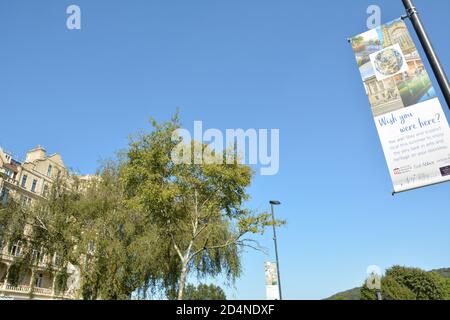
[
  {"left": 32, "top": 287, "right": 53, "bottom": 295},
  {"left": 1, "top": 252, "right": 62, "bottom": 271},
  {"left": 1, "top": 283, "right": 72, "bottom": 299},
  {"left": 1, "top": 175, "right": 18, "bottom": 186},
  {"left": 5, "top": 284, "right": 30, "bottom": 293},
  {"left": 0, "top": 252, "right": 17, "bottom": 263}
]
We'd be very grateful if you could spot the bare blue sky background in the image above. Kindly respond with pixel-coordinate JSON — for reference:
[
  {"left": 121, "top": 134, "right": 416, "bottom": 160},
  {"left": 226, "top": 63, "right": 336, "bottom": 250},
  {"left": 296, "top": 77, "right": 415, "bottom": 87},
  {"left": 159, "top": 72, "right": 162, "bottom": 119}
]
[{"left": 1, "top": 0, "right": 449, "bottom": 299}]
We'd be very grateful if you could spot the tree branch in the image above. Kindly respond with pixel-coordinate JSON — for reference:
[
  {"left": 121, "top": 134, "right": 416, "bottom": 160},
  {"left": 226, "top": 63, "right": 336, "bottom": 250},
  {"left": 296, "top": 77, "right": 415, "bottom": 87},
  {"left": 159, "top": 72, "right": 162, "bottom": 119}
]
[{"left": 169, "top": 231, "right": 184, "bottom": 261}]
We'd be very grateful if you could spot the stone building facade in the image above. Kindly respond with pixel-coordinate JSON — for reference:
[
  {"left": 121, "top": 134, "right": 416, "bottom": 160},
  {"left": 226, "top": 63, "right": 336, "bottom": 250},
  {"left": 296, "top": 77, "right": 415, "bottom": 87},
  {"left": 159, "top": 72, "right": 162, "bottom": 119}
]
[
  {"left": 0, "top": 145, "right": 79, "bottom": 300},
  {"left": 382, "top": 19, "right": 415, "bottom": 55}
]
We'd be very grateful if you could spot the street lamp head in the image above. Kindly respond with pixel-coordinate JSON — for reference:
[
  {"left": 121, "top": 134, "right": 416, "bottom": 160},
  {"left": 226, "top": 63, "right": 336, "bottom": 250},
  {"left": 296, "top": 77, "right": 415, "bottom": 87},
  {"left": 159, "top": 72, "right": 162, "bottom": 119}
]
[{"left": 269, "top": 200, "right": 281, "bottom": 205}]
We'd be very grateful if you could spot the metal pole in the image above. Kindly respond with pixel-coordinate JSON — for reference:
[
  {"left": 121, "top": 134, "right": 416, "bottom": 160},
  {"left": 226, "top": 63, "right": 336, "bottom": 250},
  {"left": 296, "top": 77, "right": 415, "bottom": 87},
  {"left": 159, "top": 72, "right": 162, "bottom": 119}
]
[
  {"left": 376, "top": 290, "right": 383, "bottom": 301},
  {"left": 402, "top": 0, "right": 450, "bottom": 110},
  {"left": 270, "top": 203, "right": 283, "bottom": 300}
]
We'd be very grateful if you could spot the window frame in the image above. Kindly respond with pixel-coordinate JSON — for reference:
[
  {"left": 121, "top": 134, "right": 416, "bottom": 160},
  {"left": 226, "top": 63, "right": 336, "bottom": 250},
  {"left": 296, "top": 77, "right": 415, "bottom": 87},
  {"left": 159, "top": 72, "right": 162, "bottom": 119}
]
[{"left": 21, "top": 174, "right": 28, "bottom": 188}]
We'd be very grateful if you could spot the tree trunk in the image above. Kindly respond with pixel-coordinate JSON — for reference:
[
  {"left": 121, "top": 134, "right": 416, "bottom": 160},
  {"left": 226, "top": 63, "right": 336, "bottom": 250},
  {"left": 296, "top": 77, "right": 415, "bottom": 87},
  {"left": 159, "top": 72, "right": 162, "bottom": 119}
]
[{"left": 177, "top": 264, "right": 189, "bottom": 300}]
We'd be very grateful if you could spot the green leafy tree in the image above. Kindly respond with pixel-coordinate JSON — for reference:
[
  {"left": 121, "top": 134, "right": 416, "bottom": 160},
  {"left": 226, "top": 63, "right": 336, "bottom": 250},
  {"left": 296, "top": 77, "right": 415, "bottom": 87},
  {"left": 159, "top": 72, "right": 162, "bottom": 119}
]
[
  {"left": 69, "top": 163, "right": 164, "bottom": 299},
  {"left": 121, "top": 113, "right": 283, "bottom": 300},
  {"left": 183, "top": 283, "right": 227, "bottom": 300},
  {"left": 0, "top": 178, "right": 79, "bottom": 296},
  {"left": 361, "top": 275, "right": 416, "bottom": 300},
  {"left": 0, "top": 165, "right": 164, "bottom": 300},
  {"left": 361, "top": 266, "right": 447, "bottom": 300},
  {"left": 444, "top": 278, "right": 450, "bottom": 300},
  {"left": 1, "top": 113, "right": 282, "bottom": 300},
  {"left": 351, "top": 36, "right": 364, "bottom": 46}
]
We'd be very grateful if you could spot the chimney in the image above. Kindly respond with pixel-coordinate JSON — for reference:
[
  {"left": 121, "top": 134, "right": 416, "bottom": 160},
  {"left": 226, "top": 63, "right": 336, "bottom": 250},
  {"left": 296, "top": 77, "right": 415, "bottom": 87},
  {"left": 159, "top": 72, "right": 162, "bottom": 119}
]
[{"left": 25, "top": 145, "right": 46, "bottom": 163}]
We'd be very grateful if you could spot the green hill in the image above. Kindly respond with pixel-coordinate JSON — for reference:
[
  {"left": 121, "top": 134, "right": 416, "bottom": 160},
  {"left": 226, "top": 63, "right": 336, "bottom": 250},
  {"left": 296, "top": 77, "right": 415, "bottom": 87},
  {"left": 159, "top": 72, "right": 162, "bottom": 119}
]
[
  {"left": 325, "top": 268, "right": 450, "bottom": 300},
  {"left": 432, "top": 268, "right": 450, "bottom": 279},
  {"left": 326, "top": 287, "right": 361, "bottom": 300}
]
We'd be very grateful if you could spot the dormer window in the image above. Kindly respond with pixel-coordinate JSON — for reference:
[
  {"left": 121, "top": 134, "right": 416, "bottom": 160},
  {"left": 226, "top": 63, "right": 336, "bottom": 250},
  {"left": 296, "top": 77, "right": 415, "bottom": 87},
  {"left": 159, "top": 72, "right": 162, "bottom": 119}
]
[{"left": 47, "top": 165, "right": 53, "bottom": 177}]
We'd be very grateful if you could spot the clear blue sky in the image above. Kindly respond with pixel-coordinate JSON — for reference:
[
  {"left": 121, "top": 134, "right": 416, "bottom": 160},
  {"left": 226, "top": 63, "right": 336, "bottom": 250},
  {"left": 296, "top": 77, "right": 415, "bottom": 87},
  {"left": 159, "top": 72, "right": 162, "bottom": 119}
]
[{"left": 1, "top": 0, "right": 449, "bottom": 300}]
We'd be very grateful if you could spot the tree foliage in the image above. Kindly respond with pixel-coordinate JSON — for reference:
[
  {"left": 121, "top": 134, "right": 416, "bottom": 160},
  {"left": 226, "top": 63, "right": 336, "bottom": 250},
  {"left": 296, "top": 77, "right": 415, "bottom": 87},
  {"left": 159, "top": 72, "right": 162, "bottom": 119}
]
[
  {"left": 183, "top": 283, "right": 227, "bottom": 300},
  {"left": 0, "top": 113, "right": 280, "bottom": 300},
  {"left": 69, "top": 164, "right": 165, "bottom": 299},
  {"left": 0, "top": 165, "right": 164, "bottom": 299},
  {"left": 361, "top": 265, "right": 449, "bottom": 300},
  {"left": 121, "top": 113, "right": 283, "bottom": 299},
  {"left": 0, "top": 178, "right": 78, "bottom": 295}
]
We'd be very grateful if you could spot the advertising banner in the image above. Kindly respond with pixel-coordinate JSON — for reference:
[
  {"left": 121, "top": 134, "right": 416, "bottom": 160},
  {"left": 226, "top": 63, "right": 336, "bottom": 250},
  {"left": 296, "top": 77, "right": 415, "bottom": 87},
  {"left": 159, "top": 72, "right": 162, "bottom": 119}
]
[
  {"left": 265, "top": 262, "right": 280, "bottom": 300},
  {"left": 350, "top": 19, "right": 450, "bottom": 193}
]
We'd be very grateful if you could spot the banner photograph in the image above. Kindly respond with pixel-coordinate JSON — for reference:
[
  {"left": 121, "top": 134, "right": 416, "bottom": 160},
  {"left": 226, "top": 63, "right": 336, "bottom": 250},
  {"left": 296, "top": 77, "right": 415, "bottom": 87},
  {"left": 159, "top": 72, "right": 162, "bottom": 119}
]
[
  {"left": 265, "top": 262, "right": 280, "bottom": 300},
  {"left": 350, "top": 19, "right": 450, "bottom": 193}
]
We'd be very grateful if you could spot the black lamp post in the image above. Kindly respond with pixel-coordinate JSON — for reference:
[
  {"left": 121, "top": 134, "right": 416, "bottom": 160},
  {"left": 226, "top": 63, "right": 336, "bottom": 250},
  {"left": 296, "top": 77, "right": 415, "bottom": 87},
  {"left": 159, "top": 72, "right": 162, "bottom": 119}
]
[
  {"left": 269, "top": 200, "right": 282, "bottom": 300},
  {"left": 402, "top": 0, "right": 450, "bottom": 110}
]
